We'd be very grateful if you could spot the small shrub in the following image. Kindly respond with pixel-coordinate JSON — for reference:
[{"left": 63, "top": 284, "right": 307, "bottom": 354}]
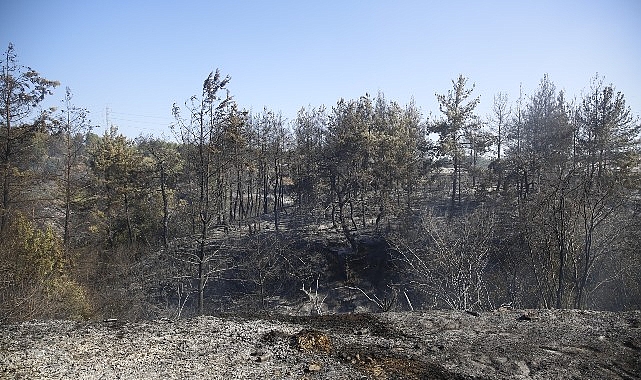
[{"left": 0, "top": 215, "right": 93, "bottom": 322}]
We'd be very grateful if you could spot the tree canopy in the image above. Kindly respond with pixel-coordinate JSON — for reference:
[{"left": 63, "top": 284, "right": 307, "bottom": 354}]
[{"left": 1, "top": 43, "right": 640, "bottom": 321}]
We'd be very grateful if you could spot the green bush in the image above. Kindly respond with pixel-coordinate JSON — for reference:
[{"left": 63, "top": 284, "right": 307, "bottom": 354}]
[{"left": 0, "top": 215, "right": 93, "bottom": 322}]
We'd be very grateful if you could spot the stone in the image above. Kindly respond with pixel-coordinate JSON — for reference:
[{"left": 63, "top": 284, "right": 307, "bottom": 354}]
[{"left": 306, "top": 363, "right": 321, "bottom": 372}]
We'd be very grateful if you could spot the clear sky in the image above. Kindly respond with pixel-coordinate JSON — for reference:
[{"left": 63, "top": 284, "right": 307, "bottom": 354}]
[{"left": 2, "top": 0, "right": 640, "bottom": 137}]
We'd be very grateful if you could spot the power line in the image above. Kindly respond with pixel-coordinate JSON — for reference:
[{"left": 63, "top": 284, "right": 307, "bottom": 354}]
[
  {"left": 109, "top": 111, "right": 173, "bottom": 121},
  {"left": 110, "top": 116, "right": 173, "bottom": 126},
  {"left": 105, "top": 106, "right": 110, "bottom": 133}
]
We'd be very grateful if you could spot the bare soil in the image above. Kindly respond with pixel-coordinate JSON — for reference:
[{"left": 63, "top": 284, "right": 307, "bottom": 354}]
[{"left": 1, "top": 309, "right": 640, "bottom": 379}]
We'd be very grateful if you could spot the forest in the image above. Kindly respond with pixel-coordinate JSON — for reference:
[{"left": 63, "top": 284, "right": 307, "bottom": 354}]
[{"left": 1, "top": 43, "right": 640, "bottom": 322}]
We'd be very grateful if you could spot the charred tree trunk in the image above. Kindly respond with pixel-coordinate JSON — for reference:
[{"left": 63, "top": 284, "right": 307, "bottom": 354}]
[{"left": 160, "top": 162, "right": 169, "bottom": 247}]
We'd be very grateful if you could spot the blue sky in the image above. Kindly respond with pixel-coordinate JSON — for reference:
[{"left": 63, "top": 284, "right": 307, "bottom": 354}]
[{"left": 2, "top": 0, "right": 640, "bottom": 137}]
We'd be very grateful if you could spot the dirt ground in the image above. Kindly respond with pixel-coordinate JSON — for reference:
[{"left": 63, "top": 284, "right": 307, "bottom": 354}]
[{"left": 1, "top": 309, "right": 639, "bottom": 379}]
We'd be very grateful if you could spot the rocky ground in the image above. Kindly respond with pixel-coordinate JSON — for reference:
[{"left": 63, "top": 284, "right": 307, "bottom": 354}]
[{"left": 1, "top": 309, "right": 640, "bottom": 379}]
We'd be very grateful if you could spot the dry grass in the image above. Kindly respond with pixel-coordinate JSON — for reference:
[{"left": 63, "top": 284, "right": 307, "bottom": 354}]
[{"left": 294, "top": 329, "right": 332, "bottom": 353}]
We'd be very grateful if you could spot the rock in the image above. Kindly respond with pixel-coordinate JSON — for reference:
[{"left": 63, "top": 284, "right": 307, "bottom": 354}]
[
  {"left": 515, "top": 360, "right": 530, "bottom": 376},
  {"left": 353, "top": 327, "right": 369, "bottom": 335},
  {"left": 306, "top": 362, "right": 321, "bottom": 372},
  {"left": 250, "top": 350, "right": 272, "bottom": 362},
  {"left": 517, "top": 313, "right": 533, "bottom": 321}
]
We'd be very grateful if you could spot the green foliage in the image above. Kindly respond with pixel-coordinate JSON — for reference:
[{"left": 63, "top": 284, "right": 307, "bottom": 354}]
[
  {"left": 0, "top": 215, "right": 92, "bottom": 321},
  {"left": 88, "top": 126, "right": 156, "bottom": 247},
  {"left": 433, "top": 75, "right": 481, "bottom": 209}
]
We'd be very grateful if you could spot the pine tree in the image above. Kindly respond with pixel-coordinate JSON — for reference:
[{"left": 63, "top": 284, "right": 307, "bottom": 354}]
[
  {"left": 433, "top": 75, "right": 480, "bottom": 212},
  {"left": 0, "top": 43, "right": 59, "bottom": 231},
  {"left": 171, "top": 70, "right": 233, "bottom": 315}
]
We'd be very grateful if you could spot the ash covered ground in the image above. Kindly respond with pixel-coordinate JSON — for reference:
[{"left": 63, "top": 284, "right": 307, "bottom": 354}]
[{"left": 1, "top": 309, "right": 640, "bottom": 379}]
